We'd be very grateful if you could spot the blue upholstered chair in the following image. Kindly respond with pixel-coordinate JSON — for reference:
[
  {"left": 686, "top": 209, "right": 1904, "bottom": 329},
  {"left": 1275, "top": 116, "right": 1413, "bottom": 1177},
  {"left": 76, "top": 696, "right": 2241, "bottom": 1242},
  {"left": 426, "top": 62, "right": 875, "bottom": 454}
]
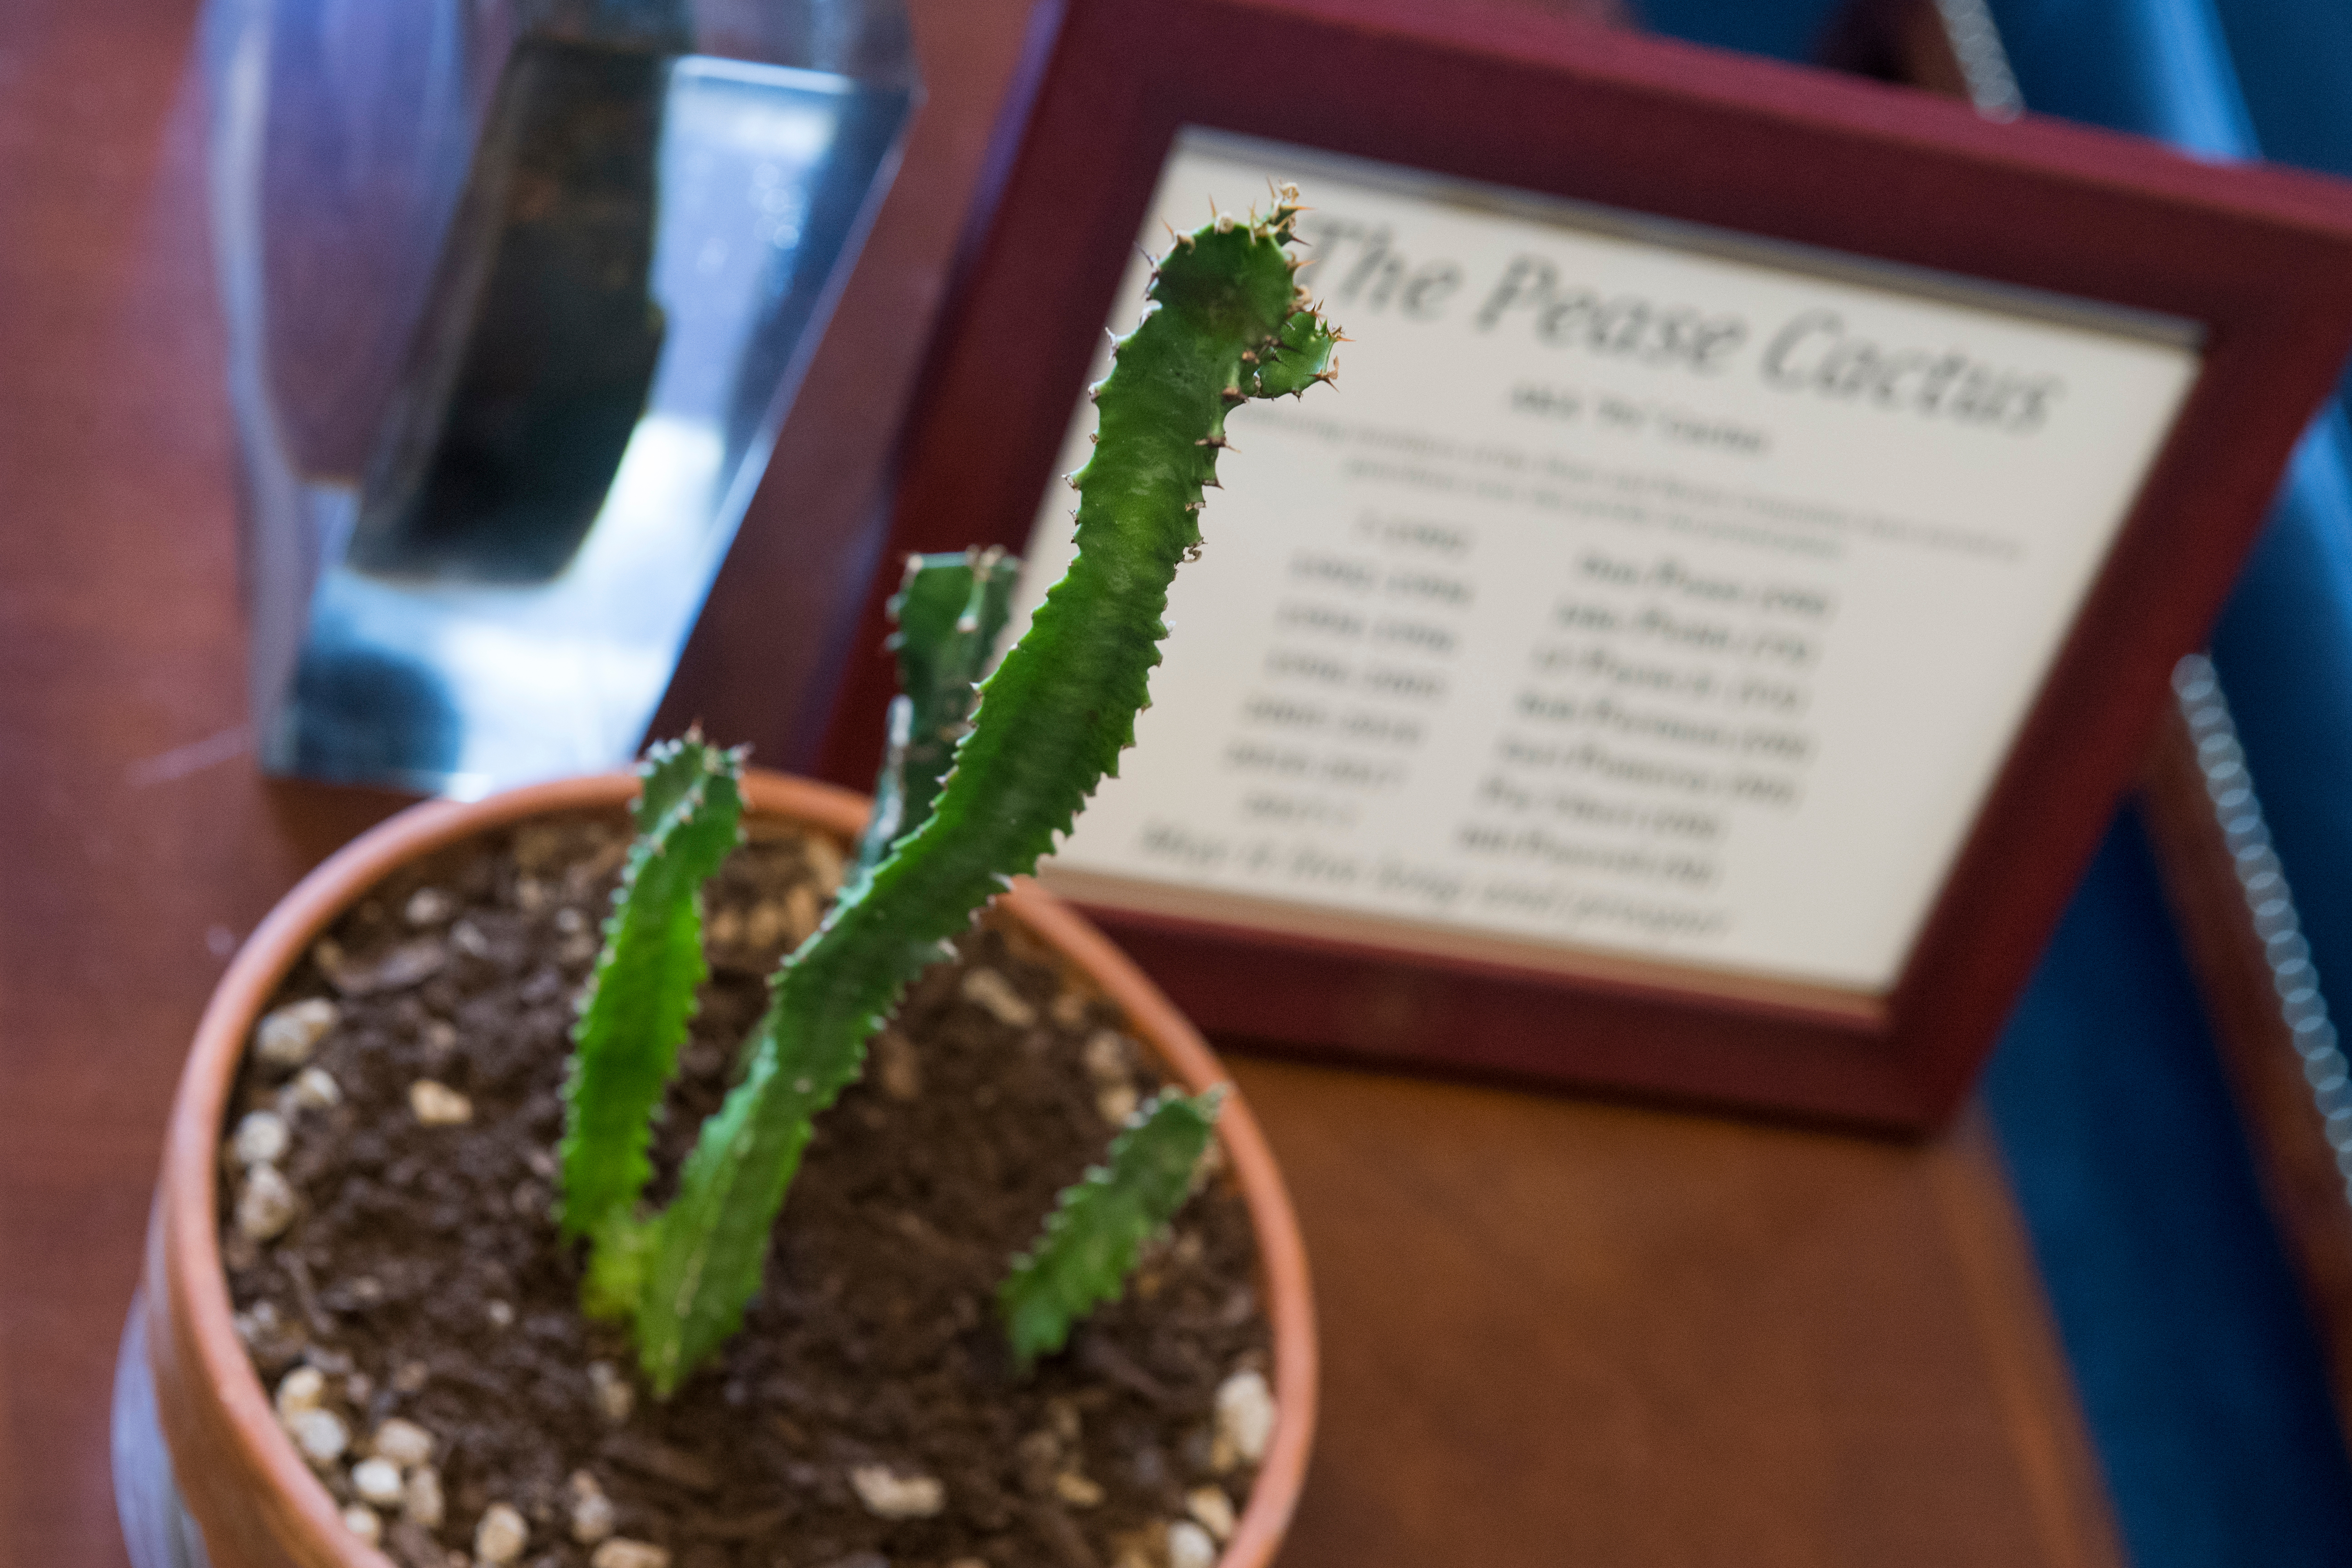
[{"left": 1644, "top": 1, "right": 2352, "bottom": 1559}]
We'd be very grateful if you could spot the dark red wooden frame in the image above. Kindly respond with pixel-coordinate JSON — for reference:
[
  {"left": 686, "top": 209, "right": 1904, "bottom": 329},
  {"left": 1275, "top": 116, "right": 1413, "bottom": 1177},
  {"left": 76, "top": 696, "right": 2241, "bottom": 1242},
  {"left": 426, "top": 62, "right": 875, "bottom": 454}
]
[{"left": 813, "top": 0, "right": 2352, "bottom": 1130}]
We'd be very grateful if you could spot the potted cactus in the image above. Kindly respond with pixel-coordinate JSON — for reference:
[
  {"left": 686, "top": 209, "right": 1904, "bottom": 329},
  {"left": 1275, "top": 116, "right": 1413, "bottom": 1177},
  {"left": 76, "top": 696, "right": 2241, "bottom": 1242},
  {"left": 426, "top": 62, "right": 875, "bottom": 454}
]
[{"left": 133, "top": 197, "right": 1338, "bottom": 1568}]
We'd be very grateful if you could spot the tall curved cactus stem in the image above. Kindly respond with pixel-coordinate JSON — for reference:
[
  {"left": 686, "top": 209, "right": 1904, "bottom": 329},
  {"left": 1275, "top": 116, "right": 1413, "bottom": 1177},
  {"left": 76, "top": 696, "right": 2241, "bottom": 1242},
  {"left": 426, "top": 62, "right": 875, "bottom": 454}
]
[{"left": 625, "top": 195, "right": 1339, "bottom": 1394}]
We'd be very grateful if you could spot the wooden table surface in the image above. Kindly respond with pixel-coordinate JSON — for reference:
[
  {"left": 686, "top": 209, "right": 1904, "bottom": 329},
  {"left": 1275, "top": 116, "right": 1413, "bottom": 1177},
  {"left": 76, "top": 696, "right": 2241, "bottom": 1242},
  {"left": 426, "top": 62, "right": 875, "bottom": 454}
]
[{"left": 0, "top": 2, "right": 2123, "bottom": 1564}]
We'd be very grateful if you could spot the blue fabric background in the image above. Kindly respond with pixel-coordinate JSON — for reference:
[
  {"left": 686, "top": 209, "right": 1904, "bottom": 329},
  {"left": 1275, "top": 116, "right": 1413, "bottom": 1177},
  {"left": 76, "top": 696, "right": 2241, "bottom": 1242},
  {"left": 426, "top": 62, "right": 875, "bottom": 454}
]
[{"left": 1634, "top": 2, "right": 2352, "bottom": 1560}]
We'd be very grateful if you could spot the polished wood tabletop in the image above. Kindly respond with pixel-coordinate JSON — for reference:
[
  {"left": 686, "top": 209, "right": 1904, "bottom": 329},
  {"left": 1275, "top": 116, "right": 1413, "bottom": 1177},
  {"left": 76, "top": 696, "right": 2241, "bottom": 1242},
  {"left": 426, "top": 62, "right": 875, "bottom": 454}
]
[{"left": 0, "top": 1, "right": 2121, "bottom": 1564}]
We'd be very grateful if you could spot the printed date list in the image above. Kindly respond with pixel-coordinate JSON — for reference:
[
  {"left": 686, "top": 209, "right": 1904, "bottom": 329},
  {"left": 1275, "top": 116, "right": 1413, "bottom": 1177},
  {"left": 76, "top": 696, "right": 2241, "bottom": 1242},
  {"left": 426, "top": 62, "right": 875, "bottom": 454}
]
[{"left": 1120, "top": 519, "right": 1834, "bottom": 956}]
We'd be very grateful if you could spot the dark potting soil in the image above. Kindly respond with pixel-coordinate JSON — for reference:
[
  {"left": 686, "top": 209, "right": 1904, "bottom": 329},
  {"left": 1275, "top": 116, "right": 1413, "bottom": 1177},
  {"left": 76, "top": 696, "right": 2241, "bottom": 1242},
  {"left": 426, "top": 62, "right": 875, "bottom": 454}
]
[{"left": 218, "top": 811, "right": 1269, "bottom": 1568}]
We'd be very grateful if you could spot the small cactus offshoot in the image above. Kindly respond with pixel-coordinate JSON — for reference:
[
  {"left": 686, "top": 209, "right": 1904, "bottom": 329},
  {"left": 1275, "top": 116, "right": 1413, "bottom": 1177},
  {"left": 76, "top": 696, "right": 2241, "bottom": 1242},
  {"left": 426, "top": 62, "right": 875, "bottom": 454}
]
[
  {"left": 556, "top": 191, "right": 1338, "bottom": 1394},
  {"left": 557, "top": 737, "right": 743, "bottom": 1265},
  {"left": 850, "top": 546, "right": 1020, "bottom": 888},
  {"left": 1000, "top": 1087, "right": 1228, "bottom": 1367}
]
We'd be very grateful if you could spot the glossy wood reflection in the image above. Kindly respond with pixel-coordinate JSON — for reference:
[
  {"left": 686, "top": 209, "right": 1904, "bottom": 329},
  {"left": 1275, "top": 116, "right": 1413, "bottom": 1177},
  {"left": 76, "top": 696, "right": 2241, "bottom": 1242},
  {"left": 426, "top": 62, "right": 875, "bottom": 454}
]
[
  {"left": 0, "top": 1, "right": 2118, "bottom": 1566},
  {"left": 1232, "top": 1061, "right": 2119, "bottom": 1568}
]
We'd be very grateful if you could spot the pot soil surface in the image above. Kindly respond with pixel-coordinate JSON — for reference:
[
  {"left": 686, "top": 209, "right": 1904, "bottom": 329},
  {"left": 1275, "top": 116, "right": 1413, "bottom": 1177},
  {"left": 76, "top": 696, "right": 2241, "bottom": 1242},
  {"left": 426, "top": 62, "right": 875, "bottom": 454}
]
[{"left": 217, "top": 812, "right": 1269, "bottom": 1568}]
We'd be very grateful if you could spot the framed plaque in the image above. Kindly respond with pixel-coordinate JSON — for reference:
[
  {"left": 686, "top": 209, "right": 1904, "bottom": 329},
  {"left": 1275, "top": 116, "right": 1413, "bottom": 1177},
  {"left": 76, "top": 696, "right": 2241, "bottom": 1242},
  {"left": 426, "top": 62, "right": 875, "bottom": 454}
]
[{"left": 814, "top": 0, "right": 2352, "bottom": 1129}]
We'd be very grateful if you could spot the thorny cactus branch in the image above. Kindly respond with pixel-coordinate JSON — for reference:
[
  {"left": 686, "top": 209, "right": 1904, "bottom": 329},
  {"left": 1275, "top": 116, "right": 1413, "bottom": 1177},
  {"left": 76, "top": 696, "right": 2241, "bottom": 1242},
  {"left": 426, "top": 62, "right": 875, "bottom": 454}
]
[
  {"left": 850, "top": 547, "right": 1021, "bottom": 889},
  {"left": 558, "top": 737, "right": 742, "bottom": 1251},
  {"left": 604, "top": 194, "right": 1337, "bottom": 1394},
  {"left": 999, "top": 1088, "right": 1227, "bottom": 1367}
]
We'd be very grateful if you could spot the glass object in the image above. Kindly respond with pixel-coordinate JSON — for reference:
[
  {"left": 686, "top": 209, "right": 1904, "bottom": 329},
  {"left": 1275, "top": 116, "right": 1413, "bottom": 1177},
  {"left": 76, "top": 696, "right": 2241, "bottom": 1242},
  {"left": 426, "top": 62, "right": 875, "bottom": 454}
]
[
  {"left": 112, "top": 1301, "right": 210, "bottom": 1568},
  {"left": 205, "top": 0, "right": 917, "bottom": 795}
]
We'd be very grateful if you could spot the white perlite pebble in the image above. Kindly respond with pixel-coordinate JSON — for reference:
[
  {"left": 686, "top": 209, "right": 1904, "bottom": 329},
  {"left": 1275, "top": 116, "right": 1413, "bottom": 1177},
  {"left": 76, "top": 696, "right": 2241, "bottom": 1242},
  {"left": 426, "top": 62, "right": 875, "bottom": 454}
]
[
  {"left": 287, "top": 1408, "right": 349, "bottom": 1468},
  {"left": 370, "top": 1417, "right": 435, "bottom": 1469},
  {"left": 1096, "top": 1085, "right": 1139, "bottom": 1127},
  {"left": 288, "top": 1067, "right": 342, "bottom": 1109},
  {"left": 1055, "top": 1471, "right": 1105, "bottom": 1509},
  {"left": 474, "top": 1501, "right": 528, "bottom": 1564},
  {"left": 403, "top": 1466, "right": 445, "bottom": 1529},
  {"left": 351, "top": 1458, "right": 404, "bottom": 1506},
  {"left": 587, "top": 1361, "right": 635, "bottom": 1424},
  {"left": 341, "top": 1504, "right": 382, "bottom": 1546},
  {"left": 255, "top": 997, "right": 338, "bottom": 1071},
  {"left": 409, "top": 1080, "right": 473, "bottom": 1126},
  {"left": 801, "top": 831, "right": 844, "bottom": 889},
  {"left": 405, "top": 886, "right": 457, "bottom": 926},
  {"left": 786, "top": 884, "right": 821, "bottom": 943},
  {"left": 959, "top": 967, "right": 1036, "bottom": 1028},
  {"left": 568, "top": 1470, "right": 616, "bottom": 1545},
  {"left": 232, "top": 1110, "right": 290, "bottom": 1167},
  {"left": 590, "top": 1540, "right": 671, "bottom": 1568},
  {"left": 1215, "top": 1370, "right": 1276, "bottom": 1467},
  {"left": 1167, "top": 1519, "right": 1218, "bottom": 1568},
  {"left": 237, "top": 1165, "right": 298, "bottom": 1240},
  {"left": 274, "top": 1366, "right": 326, "bottom": 1422},
  {"left": 850, "top": 1464, "right": 946, "bottom": 1520},
  {"left": 742, "top": 900, "right": 790, "bottom": 951},
  {"left": 1187, "top": 1485, "right": 1237, "bottom": 1542},
  {"left": 1083, "top": 1030, "right": 1132, "bottom": 1083},
  {"left": 871, "top": 1029, "right": 922, "bottom": 1101}
]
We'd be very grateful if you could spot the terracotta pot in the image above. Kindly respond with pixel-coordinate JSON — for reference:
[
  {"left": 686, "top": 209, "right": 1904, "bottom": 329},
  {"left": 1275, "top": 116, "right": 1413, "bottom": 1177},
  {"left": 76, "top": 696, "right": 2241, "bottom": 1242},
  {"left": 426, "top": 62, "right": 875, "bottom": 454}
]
[{"left": 137, "top": 770, "right": 1317, "bottom": 1568}]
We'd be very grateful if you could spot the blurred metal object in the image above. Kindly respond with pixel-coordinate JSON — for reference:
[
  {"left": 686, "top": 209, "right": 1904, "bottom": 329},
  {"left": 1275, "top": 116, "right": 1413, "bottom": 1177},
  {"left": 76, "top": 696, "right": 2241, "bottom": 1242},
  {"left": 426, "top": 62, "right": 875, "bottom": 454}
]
[
  {"left": 1819, "top": 0, "right": 2021, "bottom": 120},
  {"left": 1931, "top": 0, "right": 2024, "bottom": 119},
  {"left": 2143, "top": 654, "right": 2352, "bottom": 1456},
  {"left": 206, "top": 0, "right": 916, "bottom": 796}
]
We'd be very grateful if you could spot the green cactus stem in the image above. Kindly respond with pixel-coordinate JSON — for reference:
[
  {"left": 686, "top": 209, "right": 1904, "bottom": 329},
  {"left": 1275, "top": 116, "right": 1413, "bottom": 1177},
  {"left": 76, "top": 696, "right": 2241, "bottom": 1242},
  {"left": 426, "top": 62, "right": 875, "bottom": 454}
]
[
  {"left": 850, "top": 546, "right": 1021, "bottom": 886},
  {"left": 999, "top": 1087, "right": 1228, "bottom": 1367},
  {"left": 617, "top": 194, "right": 1338, "bottom": 1394},
  {"left": 557, "top": 737, "right": 743, "bottom": 1254}
]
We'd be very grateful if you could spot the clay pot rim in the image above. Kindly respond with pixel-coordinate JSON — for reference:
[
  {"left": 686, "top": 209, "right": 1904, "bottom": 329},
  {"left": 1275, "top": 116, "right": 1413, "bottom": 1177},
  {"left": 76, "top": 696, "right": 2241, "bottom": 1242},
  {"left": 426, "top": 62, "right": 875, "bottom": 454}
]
[{"left": 150, "top": 768, "right": 1317, "bottom": 1568}]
